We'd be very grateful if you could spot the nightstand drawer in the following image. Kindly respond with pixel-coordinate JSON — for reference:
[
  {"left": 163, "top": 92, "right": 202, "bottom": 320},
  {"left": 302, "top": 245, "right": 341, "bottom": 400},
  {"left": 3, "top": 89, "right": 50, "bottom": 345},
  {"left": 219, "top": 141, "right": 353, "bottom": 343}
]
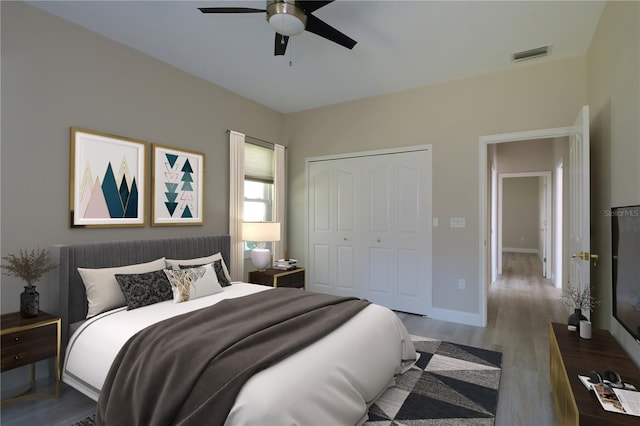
[
  {"left": 1, "top": 324, "right": 57, "bottom": 372},
  {"left": 275, "top": 271, "right": 305, "bottom": 288},
  {"left": 249, "top": 267, "right": 305, "bottom": 290}
]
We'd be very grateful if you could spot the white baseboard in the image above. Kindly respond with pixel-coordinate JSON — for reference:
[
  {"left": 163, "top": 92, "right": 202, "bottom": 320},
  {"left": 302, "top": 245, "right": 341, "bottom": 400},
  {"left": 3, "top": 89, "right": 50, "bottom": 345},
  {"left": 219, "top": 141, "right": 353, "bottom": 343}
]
[
  {"left": 502, "top": 247, "right": 539, "bottom": 254},
  {"left": 429, "top": 307, "right": 483, "bottom": 327}
]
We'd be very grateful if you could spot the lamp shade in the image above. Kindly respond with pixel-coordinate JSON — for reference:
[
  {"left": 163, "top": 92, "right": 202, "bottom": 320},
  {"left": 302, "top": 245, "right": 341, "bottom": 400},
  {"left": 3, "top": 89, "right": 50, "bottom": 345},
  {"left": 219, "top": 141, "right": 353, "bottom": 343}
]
[
  {"left": 242, "top": 222, "right": 281, "bottom": 242},
  {"left": 243, "top": 222, "right": 281, "bottom": 270}
]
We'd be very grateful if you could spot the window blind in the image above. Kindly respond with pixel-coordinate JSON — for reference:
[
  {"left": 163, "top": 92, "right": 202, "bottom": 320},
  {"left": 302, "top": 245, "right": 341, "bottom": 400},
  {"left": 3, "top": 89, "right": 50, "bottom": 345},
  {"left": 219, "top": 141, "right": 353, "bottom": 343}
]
[{"left": 245, "top": 143, "right": 274, "bottom": 183}]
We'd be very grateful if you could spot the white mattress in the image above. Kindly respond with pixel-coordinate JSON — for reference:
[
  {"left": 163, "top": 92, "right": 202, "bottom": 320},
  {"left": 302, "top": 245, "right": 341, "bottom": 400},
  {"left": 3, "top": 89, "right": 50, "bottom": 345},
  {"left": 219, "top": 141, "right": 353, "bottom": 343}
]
[{"left": 63, "top": 283, "right": 416, "bottom": 425}]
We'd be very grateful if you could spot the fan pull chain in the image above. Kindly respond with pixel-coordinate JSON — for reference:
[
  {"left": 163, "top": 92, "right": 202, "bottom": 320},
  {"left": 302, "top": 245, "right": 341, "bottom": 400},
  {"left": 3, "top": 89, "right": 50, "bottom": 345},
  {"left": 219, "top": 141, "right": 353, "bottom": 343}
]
[{"left": 288, "top": 39, "right": 294, "bottom": 67}]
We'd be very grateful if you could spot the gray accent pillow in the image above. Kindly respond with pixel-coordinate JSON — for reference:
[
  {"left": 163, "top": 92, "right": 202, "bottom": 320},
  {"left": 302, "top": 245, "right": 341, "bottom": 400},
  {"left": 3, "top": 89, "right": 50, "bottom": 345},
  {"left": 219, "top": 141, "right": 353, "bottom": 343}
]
[
  {"left": 115, "top": 269, "right": 173, "bottom": 310},
  {"left": 78, "top": 257, "right": 167, "bottom": 318}
]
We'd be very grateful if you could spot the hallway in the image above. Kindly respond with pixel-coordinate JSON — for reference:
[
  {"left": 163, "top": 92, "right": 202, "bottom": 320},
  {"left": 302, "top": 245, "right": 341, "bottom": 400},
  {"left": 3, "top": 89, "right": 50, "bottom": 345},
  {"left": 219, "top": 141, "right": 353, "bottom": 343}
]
[{"left": 398, "top": 252, "right": 567, "bottom": 425}]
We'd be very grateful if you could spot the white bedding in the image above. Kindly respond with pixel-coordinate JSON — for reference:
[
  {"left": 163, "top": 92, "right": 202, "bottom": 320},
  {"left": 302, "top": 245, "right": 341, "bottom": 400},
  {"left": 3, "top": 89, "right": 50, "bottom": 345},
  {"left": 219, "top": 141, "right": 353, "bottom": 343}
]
[{"left": 63, "top": 283, "right": 416, "bottom": 425}]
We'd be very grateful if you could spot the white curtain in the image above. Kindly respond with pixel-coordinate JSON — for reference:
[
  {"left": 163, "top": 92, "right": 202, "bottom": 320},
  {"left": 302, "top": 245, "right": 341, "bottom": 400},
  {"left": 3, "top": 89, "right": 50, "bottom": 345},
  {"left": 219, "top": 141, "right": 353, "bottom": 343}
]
[
  {"left": 228, "top": 131, "right": 245, "bottom": 281},
  {"left": 273, "top": 144, "right": 286, "bottom": 261}
]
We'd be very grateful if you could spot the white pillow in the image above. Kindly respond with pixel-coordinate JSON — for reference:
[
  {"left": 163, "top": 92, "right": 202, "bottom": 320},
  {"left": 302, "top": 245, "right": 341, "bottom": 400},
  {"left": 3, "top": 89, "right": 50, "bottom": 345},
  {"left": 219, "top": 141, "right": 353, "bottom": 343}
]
[
  {"left": 78, "top": 257, "right": 166, "bottom": 318},
  {"left": 164, "top": 263, "right": 223, "bottom": 303},
  {"left": 165, "top": 253, "right": 231, "bottom": 282}
]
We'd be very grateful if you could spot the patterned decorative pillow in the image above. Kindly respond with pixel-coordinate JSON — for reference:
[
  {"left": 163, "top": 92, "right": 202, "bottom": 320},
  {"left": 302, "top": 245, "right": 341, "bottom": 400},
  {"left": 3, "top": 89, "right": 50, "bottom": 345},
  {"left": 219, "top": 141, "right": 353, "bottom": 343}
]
[
  {"left": 213, "top": 260, "right": 232, "bottom": 287},
  {"left": 179, "top": 260, "right": 232, "bottom": 287},
  {"left": 166, "top": 252, "right": 232, "bottom": 282},
  {"left": 114, "top": 270, "right": 173, "bottom": 310},
  {"left": 164, "top": 263, "right": 223, "bottom": 303}
]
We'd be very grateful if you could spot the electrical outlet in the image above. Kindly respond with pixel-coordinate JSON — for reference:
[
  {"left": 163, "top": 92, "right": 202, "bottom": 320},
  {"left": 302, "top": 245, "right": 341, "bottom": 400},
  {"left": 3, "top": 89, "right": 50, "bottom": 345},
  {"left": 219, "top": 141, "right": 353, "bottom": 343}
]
[{"left": 458, "top": 279, "right": 465, "bottom": 289}]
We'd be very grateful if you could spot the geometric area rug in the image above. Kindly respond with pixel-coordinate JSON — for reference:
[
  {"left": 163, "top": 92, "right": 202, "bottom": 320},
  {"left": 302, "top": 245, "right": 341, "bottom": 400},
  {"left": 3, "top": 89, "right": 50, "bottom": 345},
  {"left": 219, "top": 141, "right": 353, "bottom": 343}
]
[{"left": 365, "top": 335, "right": 503, "bottom": 426}]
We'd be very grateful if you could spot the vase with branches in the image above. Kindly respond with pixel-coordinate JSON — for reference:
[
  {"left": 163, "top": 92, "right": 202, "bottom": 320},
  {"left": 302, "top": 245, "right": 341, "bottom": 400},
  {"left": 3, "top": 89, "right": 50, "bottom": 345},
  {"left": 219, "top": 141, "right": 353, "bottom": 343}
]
[
  {"left": 562, "top": 283, "right": 600, "bottom": 331},
  {"left": 1, "top": 248, "right": 58, "bottom": 317}
]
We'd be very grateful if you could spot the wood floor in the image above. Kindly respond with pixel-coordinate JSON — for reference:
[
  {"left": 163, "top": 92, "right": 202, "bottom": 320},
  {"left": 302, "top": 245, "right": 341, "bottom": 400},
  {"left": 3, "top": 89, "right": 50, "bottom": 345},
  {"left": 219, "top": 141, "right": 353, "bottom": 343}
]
[
  {"left": 398, "top": 252, "right": 567, "bottom": 425},
  {"left": 1, "top": 252, "right": 566, "bottom": 426}
]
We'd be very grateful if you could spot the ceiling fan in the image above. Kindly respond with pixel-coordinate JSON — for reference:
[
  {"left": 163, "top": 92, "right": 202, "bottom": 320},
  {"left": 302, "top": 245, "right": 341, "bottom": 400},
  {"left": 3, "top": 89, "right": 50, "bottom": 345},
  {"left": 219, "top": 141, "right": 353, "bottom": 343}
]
[{"left": 199, "top": 1, "right": 357, "bottom": 56}]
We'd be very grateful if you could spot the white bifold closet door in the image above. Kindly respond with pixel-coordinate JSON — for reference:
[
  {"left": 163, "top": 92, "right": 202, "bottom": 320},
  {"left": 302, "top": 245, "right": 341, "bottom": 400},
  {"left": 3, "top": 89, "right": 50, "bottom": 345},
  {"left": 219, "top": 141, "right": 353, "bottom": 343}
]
[{"left": 307, "top": 147, "right": 432, "bottom": 316}]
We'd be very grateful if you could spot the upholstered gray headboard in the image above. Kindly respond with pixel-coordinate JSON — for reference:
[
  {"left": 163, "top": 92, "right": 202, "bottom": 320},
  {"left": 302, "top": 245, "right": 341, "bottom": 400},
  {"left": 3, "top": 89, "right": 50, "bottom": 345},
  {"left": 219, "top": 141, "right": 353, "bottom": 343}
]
[{"left": 52, "top": 235, "right": 230, "bottom": 355}]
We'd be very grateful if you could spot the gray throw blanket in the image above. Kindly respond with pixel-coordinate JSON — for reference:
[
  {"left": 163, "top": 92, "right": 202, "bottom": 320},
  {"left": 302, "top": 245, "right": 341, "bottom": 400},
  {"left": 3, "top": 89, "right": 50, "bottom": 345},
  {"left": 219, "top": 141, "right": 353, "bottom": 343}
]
[{"left": 97, "top": 288, "right": 370, "bottom": 426}]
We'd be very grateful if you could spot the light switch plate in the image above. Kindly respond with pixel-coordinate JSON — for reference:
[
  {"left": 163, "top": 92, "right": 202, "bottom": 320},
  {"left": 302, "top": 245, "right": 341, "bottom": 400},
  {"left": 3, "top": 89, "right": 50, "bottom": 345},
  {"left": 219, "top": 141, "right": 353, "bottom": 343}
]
[{"left": 450, "top": 217, "right": 466, "bottom": 228}]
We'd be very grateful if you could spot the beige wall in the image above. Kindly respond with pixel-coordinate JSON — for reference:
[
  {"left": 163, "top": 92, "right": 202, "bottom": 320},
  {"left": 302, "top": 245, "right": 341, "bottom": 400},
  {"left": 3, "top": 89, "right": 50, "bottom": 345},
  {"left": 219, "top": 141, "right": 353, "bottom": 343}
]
[
  {"left": 495, "top": 139, "right": 553, "bottom": 173},
  {"left": 587, "top": 0, "right": 640, "bottom": 364},
  {"left": 286, "top": 57, "right": 587, "bottom": 317},
  {"left": 502, "top": 177, "right": 539, "bottom": 251},
  {"left": 0, "top": 2, "right": 285, "bottom": 314}
]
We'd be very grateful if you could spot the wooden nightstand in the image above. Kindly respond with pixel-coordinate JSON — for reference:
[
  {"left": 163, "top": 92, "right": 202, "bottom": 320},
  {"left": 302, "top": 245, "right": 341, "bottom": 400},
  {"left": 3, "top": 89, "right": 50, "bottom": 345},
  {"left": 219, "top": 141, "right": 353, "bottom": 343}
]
[
  {"left": 249, "top": 267, "right": 306, "bottom": 289},
  {"left": 1, "top": 311, "right": 61, "bottom": 405}
]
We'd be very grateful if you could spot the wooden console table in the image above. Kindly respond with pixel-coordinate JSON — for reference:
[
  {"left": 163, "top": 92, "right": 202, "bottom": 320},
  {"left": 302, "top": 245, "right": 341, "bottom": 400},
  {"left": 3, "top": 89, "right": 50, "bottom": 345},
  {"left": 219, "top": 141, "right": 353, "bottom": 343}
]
[{"left": 549, "top": 322, "right": 640, "bottom": 425}]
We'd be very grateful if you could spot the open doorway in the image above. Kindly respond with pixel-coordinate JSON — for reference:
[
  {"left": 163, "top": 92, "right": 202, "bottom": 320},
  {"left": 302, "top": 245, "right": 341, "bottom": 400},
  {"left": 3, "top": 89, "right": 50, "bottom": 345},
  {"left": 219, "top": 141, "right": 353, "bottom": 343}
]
[
  {"left": 479, "top": 106, "right": 590, "bottom": 328},
  {"left": 479, "top": 129, "right": 571, "bottom": 327},
  {"left": 497, "top": 172, "right": 552, "bottom": 279}
]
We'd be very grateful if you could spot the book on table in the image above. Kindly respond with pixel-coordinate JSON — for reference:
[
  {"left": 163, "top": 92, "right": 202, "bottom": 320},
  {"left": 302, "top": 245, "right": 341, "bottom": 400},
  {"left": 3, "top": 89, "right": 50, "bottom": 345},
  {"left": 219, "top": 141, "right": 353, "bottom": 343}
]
[
  {"left": 578, "top": 374, "right": 640, "bottom": 417},
  {"left": 273, "top": 259, "right": 297, "bottom": 270}
]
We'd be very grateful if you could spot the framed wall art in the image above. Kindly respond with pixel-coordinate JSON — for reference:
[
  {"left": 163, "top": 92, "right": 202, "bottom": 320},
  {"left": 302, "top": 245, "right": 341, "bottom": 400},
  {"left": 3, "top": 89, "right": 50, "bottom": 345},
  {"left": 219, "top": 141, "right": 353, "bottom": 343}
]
[
  {"left": 152, "top": 144, "right": 204, "bottom": 226},
  {"left": 70, "top": 128, "right": 147, "bottom": 227}
]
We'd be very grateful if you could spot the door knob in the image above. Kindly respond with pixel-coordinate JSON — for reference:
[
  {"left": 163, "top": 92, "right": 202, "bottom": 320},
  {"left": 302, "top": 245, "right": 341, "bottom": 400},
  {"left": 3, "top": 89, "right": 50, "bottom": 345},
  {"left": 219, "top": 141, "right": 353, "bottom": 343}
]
[
  {"left": 571, "top": 251, "right": 588, "bottom": 260},
  {"left": 571, "top": 251, "right": 599, "bottom": 266}
]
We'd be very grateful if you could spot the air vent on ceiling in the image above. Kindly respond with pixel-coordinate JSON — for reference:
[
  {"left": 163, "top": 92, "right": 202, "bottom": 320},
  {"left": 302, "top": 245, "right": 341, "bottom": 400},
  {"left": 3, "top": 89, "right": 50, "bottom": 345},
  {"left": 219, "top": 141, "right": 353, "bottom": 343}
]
[{"left": 512, "top": 45, "right": 551, "bottom": 62}]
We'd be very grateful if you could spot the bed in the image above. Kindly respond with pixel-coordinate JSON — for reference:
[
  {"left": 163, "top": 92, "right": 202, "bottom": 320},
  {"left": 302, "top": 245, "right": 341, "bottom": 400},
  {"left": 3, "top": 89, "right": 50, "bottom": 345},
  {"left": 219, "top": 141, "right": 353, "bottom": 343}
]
[{"left": 53, "top": 235, "right": 416, "bottom": 425}]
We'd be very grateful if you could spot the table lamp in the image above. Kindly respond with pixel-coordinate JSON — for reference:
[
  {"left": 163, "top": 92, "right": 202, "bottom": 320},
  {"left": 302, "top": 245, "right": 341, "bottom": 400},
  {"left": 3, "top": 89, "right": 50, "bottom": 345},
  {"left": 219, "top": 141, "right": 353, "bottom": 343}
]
[{"left": 242, "top": 221, "right": 281, "bottom": 271}]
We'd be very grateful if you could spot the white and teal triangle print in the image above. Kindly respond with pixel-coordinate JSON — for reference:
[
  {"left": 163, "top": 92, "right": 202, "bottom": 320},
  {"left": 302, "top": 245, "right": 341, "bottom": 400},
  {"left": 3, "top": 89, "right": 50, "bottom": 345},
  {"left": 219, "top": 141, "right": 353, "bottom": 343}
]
[{"left": 152, "top": 144, "right": 204, "bottom": 225}]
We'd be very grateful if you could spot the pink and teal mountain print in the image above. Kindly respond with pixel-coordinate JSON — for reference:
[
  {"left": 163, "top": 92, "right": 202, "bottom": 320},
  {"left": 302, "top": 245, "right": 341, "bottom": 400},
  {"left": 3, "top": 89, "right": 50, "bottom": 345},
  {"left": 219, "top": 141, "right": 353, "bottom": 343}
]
[{"left": 80, "top": 158, "right": 138, "bottom": 219}]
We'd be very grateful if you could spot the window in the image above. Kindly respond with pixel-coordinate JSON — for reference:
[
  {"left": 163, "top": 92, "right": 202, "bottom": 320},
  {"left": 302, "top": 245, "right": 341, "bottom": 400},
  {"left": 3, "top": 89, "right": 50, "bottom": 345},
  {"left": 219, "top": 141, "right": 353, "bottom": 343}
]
[
  {"left": 244, "top": 180, "right": 274, "bottom": 253},
  {"left": 229, "top": 131, "right": 285, "bottom": 279},
  {"left": 244, "top": 143, "right": 274, "bottom": 255}
]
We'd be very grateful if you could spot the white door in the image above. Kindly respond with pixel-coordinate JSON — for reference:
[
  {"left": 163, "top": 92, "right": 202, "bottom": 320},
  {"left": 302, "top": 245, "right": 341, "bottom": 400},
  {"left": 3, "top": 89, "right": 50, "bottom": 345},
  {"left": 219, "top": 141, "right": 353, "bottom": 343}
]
[
  {"left": 539, "top": 177, "right": 547, "bottom": 277},
  {"left": 361, "top": 150, "right": 432, "bottom": 315},
  {"left": 539, "top": 176, "right": 552, "bottom": 278},
  {"left": 307, "top": 146, "right": 432, "bottom": 316},
  {"left": 308, "top": 158, "right": 360, "bottom": 297},
  {"left": 568, "top": 105, "right": 592, "bottom": 316},
  {"left": 491, "top": 164, "right": 498, "bottom": 282},
  {"left": 360, "top": 155, "right": 396, "bottom": 307}
]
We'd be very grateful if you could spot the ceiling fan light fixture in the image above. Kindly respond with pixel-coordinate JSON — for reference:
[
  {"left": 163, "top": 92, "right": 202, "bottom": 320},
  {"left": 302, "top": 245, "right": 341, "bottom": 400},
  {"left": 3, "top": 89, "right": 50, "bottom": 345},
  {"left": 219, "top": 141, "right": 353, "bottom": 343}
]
[{"left": 267, "top": 0, "right": 307, "bottom": 36}]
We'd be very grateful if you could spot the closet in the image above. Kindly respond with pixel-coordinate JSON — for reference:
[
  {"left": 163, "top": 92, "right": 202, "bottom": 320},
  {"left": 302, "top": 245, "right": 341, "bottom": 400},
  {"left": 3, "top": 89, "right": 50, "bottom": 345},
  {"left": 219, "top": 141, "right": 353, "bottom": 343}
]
[{"left": 306, "top": 146, "right": 432, "bottom": 315}]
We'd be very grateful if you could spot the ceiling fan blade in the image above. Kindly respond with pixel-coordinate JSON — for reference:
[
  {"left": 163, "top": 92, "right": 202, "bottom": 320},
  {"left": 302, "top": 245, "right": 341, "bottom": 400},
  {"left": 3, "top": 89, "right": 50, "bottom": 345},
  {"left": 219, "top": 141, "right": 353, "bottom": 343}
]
[
  {"left": 274, "top": 33, "right": 289, "bottom": 56},
  {"left": 297, "top": 1, "right": 334, "bottom": 14},
  {"left": 198, "top": 7, "right": 265, "bottom": 14},
  {"left": 305, "top": 14, "right": 356, "bottom": 50}
]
